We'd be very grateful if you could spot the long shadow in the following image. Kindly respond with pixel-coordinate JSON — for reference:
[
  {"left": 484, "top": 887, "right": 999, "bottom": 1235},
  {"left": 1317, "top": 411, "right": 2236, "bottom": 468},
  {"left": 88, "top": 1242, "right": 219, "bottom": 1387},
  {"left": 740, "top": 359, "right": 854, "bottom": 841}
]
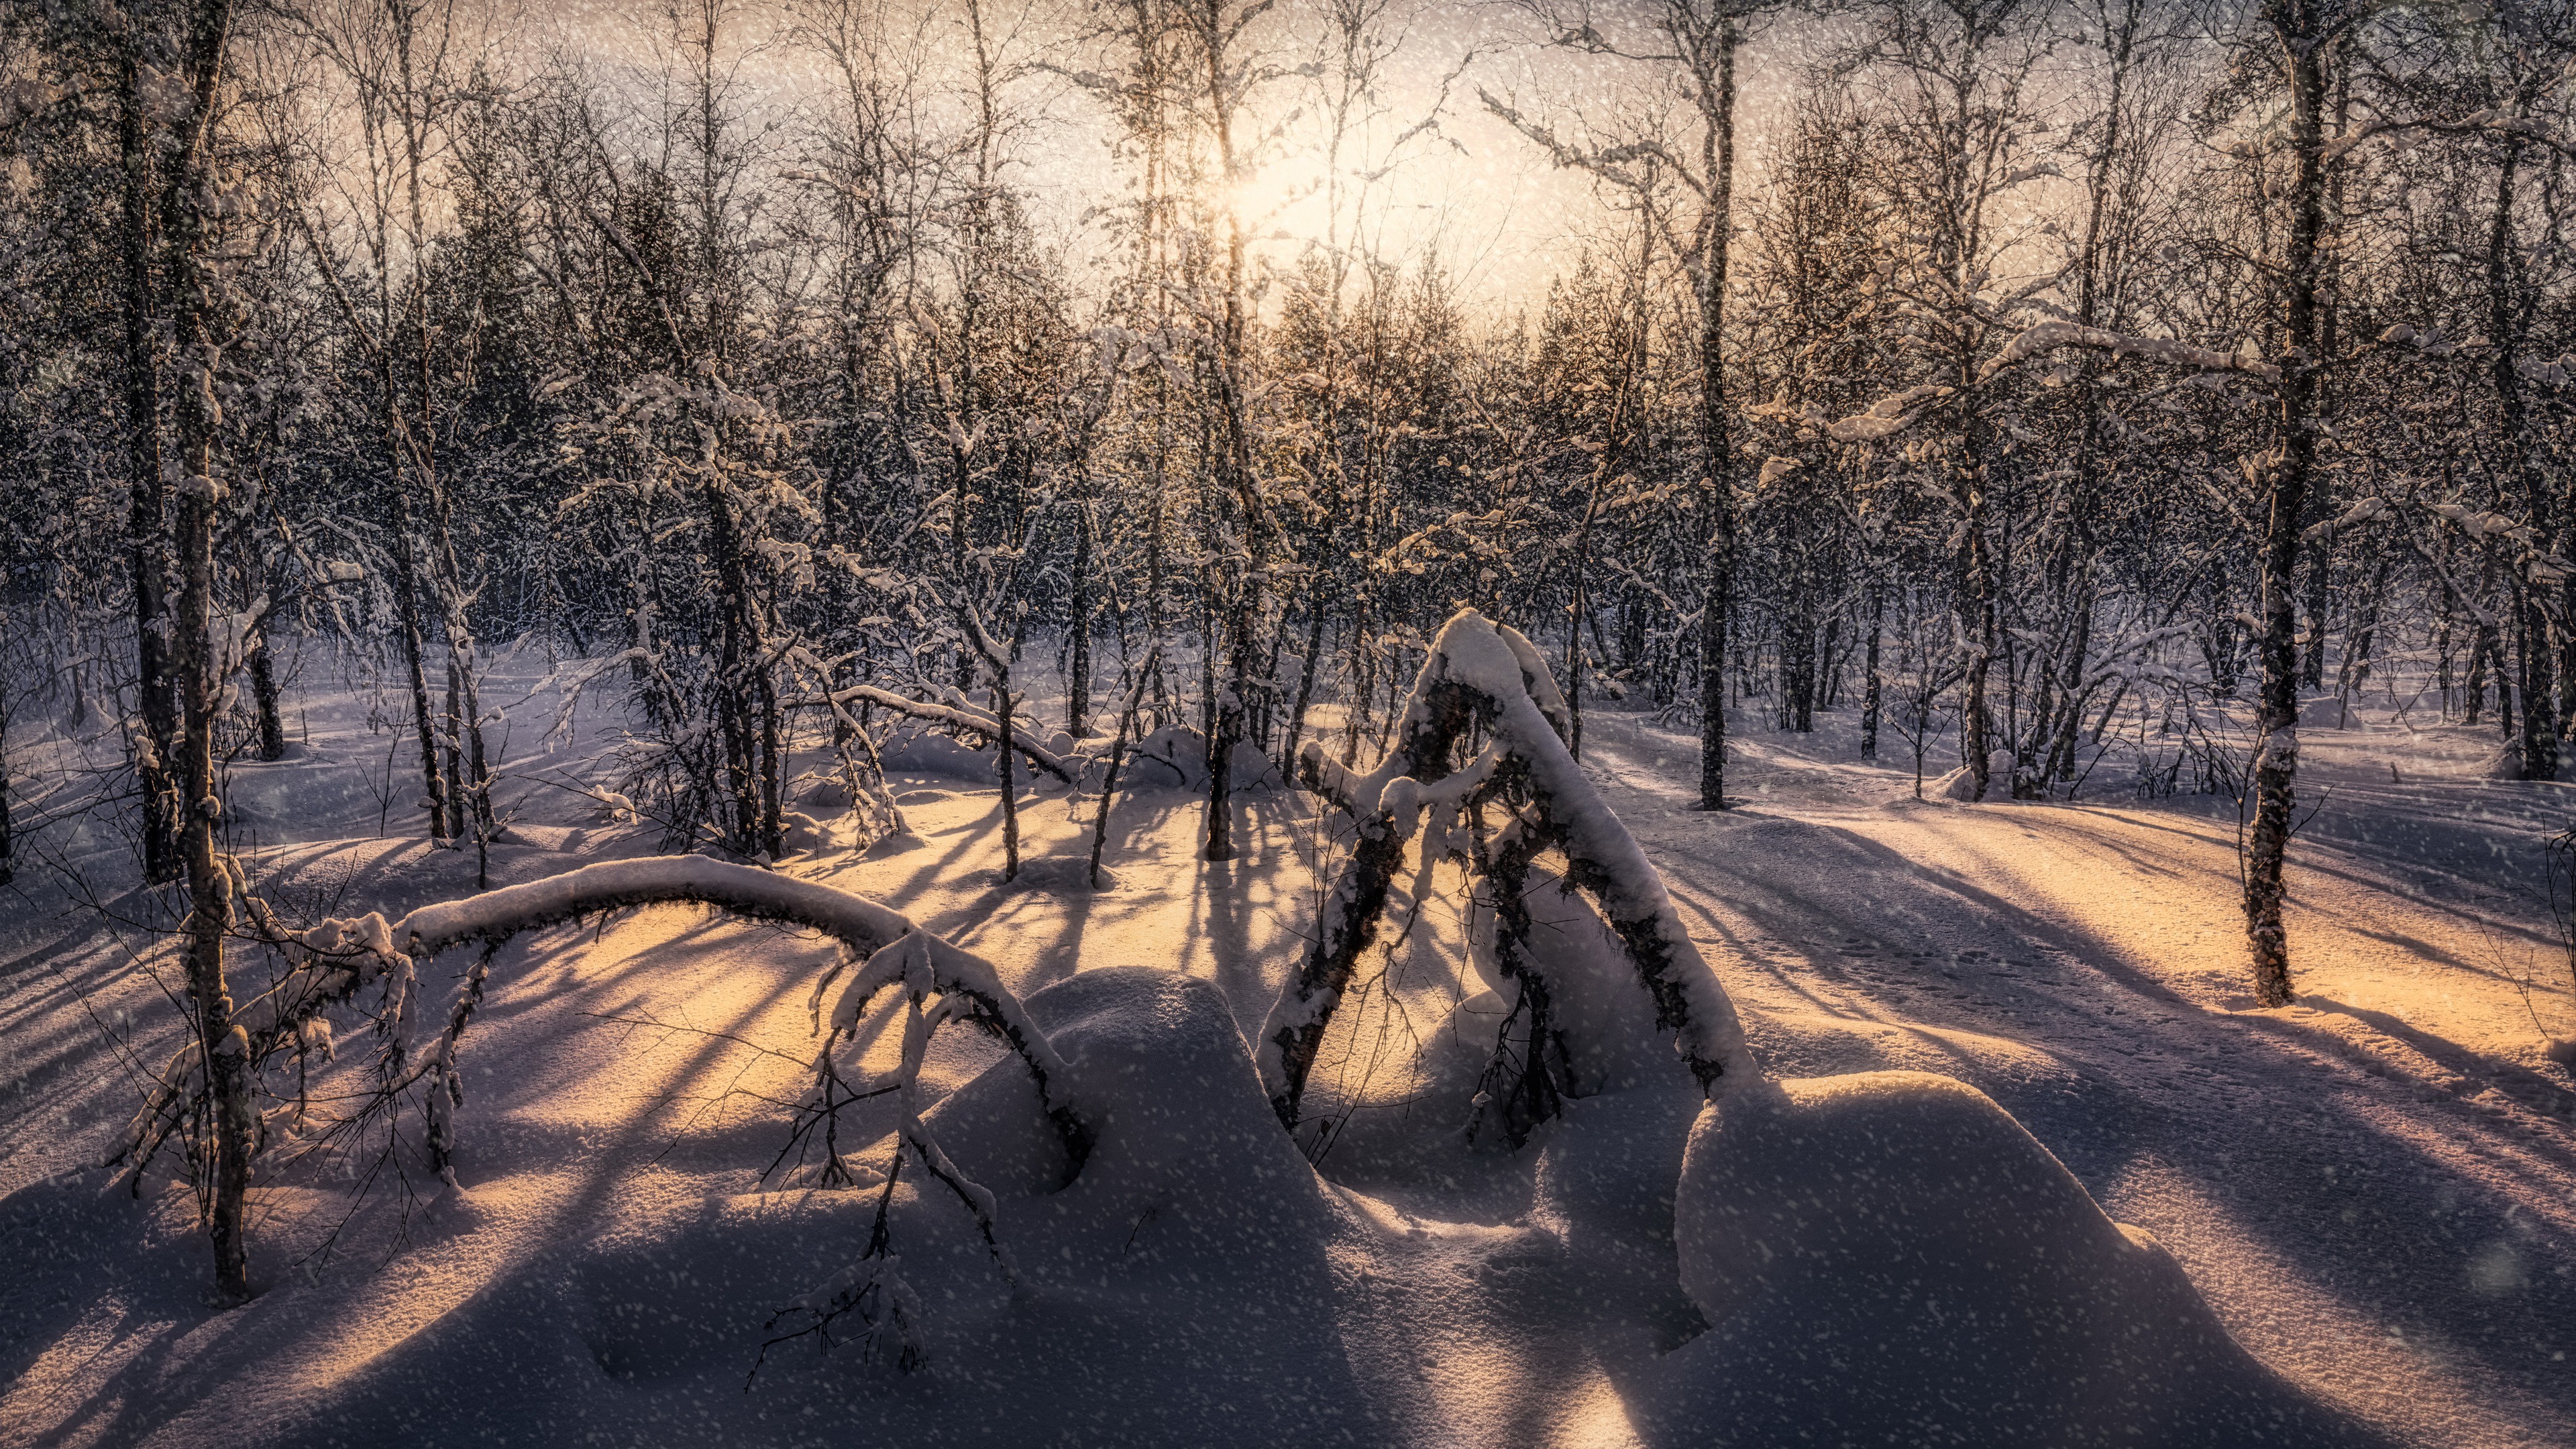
[
  {"left": 1546, "top": 706, "right": 2576, "bottom": 1413},
  {"left": 2061, "top": 798, "right": 2563, "bottom": 953},
  {"left": 5, "top": 897, "right": 895, "bottom": 1449},
  {"left": 2261, "top": 996, "right": 2576, "bottom": 1130},
  {"left": 1605, "top": 785, "right": 2576, "bottom": 1430}
]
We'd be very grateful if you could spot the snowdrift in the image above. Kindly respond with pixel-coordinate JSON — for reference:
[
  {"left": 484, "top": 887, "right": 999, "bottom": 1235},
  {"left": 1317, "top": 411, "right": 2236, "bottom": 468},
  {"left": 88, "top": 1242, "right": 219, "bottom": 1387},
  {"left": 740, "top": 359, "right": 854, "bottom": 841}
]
[{"left": 1656, "top": 1072, "right": 2371, "bottom": 1446}]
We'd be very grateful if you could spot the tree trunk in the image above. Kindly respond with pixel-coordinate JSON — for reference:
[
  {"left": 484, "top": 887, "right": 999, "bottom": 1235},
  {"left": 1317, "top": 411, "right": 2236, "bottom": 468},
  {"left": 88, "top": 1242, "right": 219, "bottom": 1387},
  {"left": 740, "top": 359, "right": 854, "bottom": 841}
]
[
  {"left": 2245, "top": 0, "right": 2329, "bottom": 1009},
  {"left": 1695, "top": 19, "right": 1741, "bottom": 812},
  {"left": 1860, "top": 578, "right": 1883, "bottom": 759},
  {"left": 248, "top": 637, "right": 286, "bottom": 761},
  {"left": 1955, "top": 442, "right": 1999, "bottom": 802},
  {"left": 1283, "top": 584, "right": 1330, "bottom": 774},
  {"left": 121, "top": 38, "right": 181, "bottom": 885},
  {"left": 384, "top": 448, "right": 449, "bottom": 845},
  {"left": 1068, "top": 500, "right": 1093, "bottom": 735},
  {"left": 168, "top": 0, "right": 251, "bottom": 1302},
  {"left": 2487, "top": 135, "right": 2557, "bottom": 780}
]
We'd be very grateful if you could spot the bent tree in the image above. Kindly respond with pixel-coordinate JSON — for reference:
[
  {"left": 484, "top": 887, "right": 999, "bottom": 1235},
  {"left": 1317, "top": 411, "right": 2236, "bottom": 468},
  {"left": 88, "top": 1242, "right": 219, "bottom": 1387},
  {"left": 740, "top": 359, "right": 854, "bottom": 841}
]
[
  {"left": 1263, "top": 610, "right": 1756, "bottom": 1144},
  {"left": 117, "top": 855, "right": 1083, "bottom": 1334}
]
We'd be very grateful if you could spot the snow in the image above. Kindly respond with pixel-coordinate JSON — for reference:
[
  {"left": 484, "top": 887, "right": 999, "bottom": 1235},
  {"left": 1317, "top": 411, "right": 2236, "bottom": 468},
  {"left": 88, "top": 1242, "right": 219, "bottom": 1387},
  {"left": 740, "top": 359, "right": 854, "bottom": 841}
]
[
  {"left": 1662, "top": 1070, "right": 2359, "bottom": 1445},
  {"left": 1929, "top": 748, "right": 2015, "bottom": 799},
  {"left": 2, "top": 647, "right": 2572, "bottom": 1448},
  {"left": 1982, "top": 320, "right": 2281, "bottom": 382}
]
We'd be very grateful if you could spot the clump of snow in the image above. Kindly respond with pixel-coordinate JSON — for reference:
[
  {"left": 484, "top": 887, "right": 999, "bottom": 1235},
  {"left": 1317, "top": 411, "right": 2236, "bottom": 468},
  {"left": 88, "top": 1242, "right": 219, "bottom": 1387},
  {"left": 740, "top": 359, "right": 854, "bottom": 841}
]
[
  {"left": 1122, "top": 722, "right": 1212, "bottom": 789},
  {"left": 779, "top": 811, "right": 830, "bottom": 853},
  {"left": 1929, "top": 749, "right": 2015, "bottom": 800},
  {"left": 874, "top": 727, "right": 1000, "bottom": 780},
  {"left": 1662, "top": 1071, "right": 2365, "bottom": 1445},
  {"left": 2479, "top": 742, "right": 2528, "bottom": 781}
]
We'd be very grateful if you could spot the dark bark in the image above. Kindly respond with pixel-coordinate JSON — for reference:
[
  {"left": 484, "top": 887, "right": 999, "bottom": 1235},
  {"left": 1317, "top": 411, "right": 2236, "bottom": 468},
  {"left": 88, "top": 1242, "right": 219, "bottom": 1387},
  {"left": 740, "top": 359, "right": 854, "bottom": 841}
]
[
  {"left": 1860, "top": 577, "right": 1883, "bottom": 759},
  {"left": 121, "top": 38, "right": 180, "bottom": 885},
  {"left": 1089, "top": 652, "right": 1158, "bottom": 889},
  {"left": 248, "top": 638, "right": 286, "bottom": 761},
  {"left": 2487, "top": 135, "right": 2558, "bottom": 779},
  {"left": 1696, "top": 17, "right": 1741, "bottom": 812},
  {"left": 1069, "top": 502, "right": 1093, "bottom": 735},
  {"left": 2245, "top": 0, "right": 2332, "bottom": 1009}
]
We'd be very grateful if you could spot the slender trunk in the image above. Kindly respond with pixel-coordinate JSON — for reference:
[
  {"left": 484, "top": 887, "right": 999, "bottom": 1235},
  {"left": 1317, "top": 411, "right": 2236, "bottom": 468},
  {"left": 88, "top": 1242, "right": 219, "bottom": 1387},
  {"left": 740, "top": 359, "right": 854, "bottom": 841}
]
[
  {"left": 170, "top": 0, "right": 250, "bottom": 1303},
  {"left": 2298, "top": 537, "right": 2330, "bottom": 691},
  {"left": 2245, "top": 1, "right": 2327, "bottom": 1008},
  {"left": 1957, "top": 443, "right": 1998, "bottom": 802},
  {"left": 0, "top": 689, "right": 13, "bottom": 885},
  {"left": 121, "top": 40, "right": 180, "bottom": 884},
  {"left": 2488, "top": 136, "right": 2557, "bottom": 779},
  {"left": 1069, "top": 501, "right": 1093, "bottom": 735},
  {"left": 1696, "top": 21, "right": 1740, "bottom": 812},
  {"left": 1283, "top": 586, "right": 1329, "bottom": 774},
  {"left": 1568, "top": 468, "right": 1604, "bottom": 760},
  {"left": 1195, "top": 0, "right": 1261, "bottom": 863},
  {"left": 994, "top": 680, "right": 1020, "bottom": 881},
  {"left": 1860, "top": 578, "right": 1883, "bottom": 759},
  {"left": 701, "top": 476, "right": 767, "bottom": 855},
  {"left": 1089, "top": 651, "right": 1157, "bottom": 888},
  {"left": 2467, "top": 611, "right": 2493, "bottom": 726},
  {"left": 384, "top": 429, "right": 449, "bottom": 845},
  {"left": 2296, "top": 50, "right": 2351, "bottom": 696},
  {"left": 442, "top": 658, "right": 468, "bottom": 841},
  {"left": 248, "top": 639, "right": 285, "bottom": 761},
  {"left": 1342, "top": 594, "right": 1373, "bottom": 767}
]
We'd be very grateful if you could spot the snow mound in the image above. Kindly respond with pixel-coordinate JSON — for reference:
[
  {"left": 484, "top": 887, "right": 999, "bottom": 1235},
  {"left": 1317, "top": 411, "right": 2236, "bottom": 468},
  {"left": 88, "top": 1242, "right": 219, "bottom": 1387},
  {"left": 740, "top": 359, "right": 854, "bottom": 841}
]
[
  {"left": 1118, "top": 723, "right": 1209, "bottom": 788},
  {"left": 1091, "top": 727, "right": 1287, "bottom": 794},
  {"left": 780, "top": 810, "right": 829, "bottom": 852},
  {"left": 1660, "top": 1071, "right": 2373, "bottom": 1446},
  {"left": 1228, "top": 739, "right": 1285, "bottom": 790},
  {"left": 1928, "top": 750, "right": 2014, "bottom": 801},
  {"left": 2479, "top": 742, "right": 2528, "bottom": 781},
  {"left": 874, "top": 727, "right": 998, "bottom": 780}
]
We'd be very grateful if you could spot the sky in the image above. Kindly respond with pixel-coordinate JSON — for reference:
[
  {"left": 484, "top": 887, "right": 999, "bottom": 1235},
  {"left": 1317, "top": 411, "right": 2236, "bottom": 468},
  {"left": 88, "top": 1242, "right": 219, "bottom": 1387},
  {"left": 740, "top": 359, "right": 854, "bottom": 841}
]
[{"left": 498, "top": 0, "right": 1832, "bottom": 317}]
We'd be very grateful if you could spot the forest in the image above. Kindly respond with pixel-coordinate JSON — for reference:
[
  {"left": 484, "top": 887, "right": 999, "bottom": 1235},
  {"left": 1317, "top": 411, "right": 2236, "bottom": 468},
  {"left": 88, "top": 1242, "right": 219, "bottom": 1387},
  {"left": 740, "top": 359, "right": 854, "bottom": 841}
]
[{"left": 0, "top": 0, "right": 2571, "bottom": 1444}]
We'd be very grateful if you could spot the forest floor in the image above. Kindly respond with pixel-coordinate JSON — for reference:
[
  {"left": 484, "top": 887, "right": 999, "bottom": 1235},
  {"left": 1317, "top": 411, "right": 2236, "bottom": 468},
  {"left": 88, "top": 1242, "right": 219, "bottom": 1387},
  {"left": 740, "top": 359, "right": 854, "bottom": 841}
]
[{"left": 1, "top": 657, "right": 2571, "bottom": 1448}]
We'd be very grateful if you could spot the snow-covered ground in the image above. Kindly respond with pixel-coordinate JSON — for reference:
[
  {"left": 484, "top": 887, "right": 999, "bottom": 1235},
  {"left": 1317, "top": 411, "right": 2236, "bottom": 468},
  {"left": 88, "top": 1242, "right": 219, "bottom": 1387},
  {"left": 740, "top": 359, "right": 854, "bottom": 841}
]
[{"left": 1, "top": 649, "right": 2569, "bottom": 1448}]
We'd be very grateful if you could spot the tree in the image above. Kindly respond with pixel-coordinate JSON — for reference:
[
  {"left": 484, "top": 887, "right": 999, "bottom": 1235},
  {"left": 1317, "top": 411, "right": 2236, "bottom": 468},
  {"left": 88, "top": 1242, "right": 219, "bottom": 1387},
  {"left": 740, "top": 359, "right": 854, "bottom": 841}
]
[{"left": 1485, "top": 0, "right": 1783, "bottom": 810}]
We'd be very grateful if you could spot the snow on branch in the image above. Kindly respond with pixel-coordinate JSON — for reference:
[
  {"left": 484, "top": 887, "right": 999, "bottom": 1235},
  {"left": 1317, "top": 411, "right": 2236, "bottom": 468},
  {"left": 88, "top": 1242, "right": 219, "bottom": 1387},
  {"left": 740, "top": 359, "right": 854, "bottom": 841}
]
[
  {"left": 1825, "top": 384, "right": 1955, "bottom": 443},
  {"left": 118, "top": 858, "right": 1083, "bottom": 1197},
  {"left": 808, "top": 684, "right": 1077, "bottom": 785},
  {"left": 1978, "top": 321, "right": 2277, "bottom": 384},
  {"left": 394, "top": 858, "right": 1075, "bottom": 1129},
  {"left": 2300, "top": 495, "right": 2387, "bottom": 543}
]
